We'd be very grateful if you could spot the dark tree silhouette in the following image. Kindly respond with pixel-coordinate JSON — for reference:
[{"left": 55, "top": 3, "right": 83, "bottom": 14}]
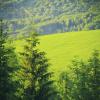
[{"left": 0, "top": 20, "right": 16, "bottom": 100}]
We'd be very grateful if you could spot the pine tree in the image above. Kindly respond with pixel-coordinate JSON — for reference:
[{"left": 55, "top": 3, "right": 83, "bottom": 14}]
[{"left": 20, "top": 33, "right": 59, "bottom": 100}]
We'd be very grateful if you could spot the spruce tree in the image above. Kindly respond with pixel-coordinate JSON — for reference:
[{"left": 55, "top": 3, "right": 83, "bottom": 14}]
[{"left": 20, "top": 33, "right": 59, "bottom": 100}]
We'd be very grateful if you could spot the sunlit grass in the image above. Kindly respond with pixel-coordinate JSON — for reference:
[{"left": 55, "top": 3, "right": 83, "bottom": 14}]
[{"left": 14, "top": 30, "right": 100, "bottom": 79}]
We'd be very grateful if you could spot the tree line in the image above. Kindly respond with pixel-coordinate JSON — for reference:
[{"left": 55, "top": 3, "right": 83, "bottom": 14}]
[{"left": 0, "top": 20, "right": 100, "bottom": 100}]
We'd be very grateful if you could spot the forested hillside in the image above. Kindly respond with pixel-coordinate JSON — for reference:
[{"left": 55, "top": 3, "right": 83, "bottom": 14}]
[{"left": 0, "top": 0, "right": 100, "bottom": 34}]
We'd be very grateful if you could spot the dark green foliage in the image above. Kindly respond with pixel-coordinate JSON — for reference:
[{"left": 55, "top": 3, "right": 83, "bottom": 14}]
[
  {"left": 20, "top": 33, "right": 59, "bottom": 100},
  {"left": 0, "top": 20, "right": 17, "bottom": 100},
  {"left": 70, "top": 58, "right": 89, "bottom": 100},
  {"left": 58, "top": 72, "right": 73, "bottom": 100},
  {"left": 0, "top": 19, "right": 11, "bottom": 99},
  {"left": 71, "top": 51, "right": 100, "bottom": 100},
  {"left": 59, "top": 50, "right": 100, "bottom": 100},
  {"left": 87, "top": 50, "right": 100, "bottom": 100}
]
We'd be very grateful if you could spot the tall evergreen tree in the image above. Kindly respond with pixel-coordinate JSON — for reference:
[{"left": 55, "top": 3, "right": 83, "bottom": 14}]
[{"left": 20, "top": 33, "right": 59, "bottom": 100}]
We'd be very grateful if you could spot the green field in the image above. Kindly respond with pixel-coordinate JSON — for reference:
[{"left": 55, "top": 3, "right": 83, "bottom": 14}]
[
  {"left": 39, "top": 30, "right": 100, "bottom": 77},
  {"left": 14, "top": 30, "right": 100, "bottom": 78}
]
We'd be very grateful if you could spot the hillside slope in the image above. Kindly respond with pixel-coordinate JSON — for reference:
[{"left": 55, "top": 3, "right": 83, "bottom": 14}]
[
  {"left": 14, "top": 30, "right": 100, "bottom": 78},
  {"left": 39, "top": 30, "right": 100, "bottom": 77}
]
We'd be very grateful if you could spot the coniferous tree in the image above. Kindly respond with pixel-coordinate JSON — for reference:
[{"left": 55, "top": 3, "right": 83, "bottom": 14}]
[{"left": 20, "top": 33, "right": 59, "bottom": 100}]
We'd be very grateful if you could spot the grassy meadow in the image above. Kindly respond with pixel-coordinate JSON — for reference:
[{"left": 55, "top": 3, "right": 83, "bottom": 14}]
[{"left": 14, "top": 30, "right": 100, "bottom": 79}]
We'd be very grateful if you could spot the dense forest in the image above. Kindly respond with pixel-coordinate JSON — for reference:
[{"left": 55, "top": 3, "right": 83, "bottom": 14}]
[{"left": 0, "top": 0, "right": 100, "bottom": 34}]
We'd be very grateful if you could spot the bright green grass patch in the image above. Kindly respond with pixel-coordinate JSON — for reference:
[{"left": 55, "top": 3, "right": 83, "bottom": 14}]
[
  {"left": 14, "top": 30, "right": 100, "bottom": 79},
  {"left": 39, "top": 30, "right": 100, "bottom": 77}
]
